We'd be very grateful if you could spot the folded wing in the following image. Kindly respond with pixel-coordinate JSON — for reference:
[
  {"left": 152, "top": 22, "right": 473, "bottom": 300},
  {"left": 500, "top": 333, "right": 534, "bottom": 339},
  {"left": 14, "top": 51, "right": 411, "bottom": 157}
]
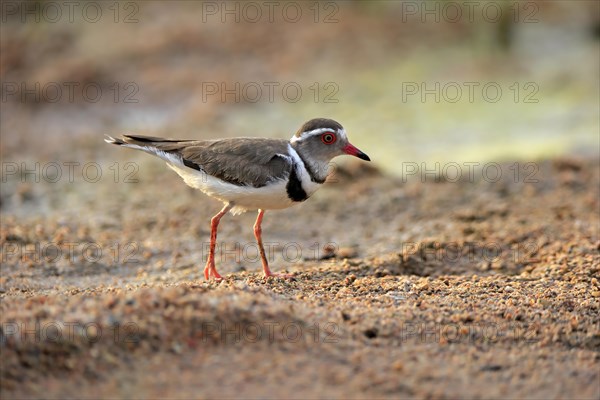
[{"left": 105, "top": 134, "right": 293, "bottom": 188}]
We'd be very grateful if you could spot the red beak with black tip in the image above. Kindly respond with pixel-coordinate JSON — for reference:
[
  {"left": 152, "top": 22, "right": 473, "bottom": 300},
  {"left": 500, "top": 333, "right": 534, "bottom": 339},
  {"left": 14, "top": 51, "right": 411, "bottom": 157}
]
[{"left": 343, "top": 143, "right": 371, "bottom": 161}]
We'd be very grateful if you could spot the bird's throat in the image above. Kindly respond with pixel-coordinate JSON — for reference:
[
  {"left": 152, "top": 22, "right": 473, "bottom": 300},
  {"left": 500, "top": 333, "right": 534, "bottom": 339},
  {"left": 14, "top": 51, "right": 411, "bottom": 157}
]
[{"left": 293, "top": 147, "right": 329, "bottom": 184}]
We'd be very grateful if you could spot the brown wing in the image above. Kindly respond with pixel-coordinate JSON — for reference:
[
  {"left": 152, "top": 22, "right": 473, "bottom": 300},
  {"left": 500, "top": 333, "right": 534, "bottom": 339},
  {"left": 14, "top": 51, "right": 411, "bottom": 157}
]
[
  {"left": 117, "top": 135, "right": 293, "bottom": 188},
  {"left": 181, "top": 138, "right": 292, "bottom": 187}
]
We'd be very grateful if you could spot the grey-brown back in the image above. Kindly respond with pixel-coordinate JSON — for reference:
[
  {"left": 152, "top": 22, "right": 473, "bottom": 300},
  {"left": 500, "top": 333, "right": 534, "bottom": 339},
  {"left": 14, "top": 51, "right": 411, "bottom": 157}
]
[{"left": 109, "top": 134, "right": 293, "bottom": 188}]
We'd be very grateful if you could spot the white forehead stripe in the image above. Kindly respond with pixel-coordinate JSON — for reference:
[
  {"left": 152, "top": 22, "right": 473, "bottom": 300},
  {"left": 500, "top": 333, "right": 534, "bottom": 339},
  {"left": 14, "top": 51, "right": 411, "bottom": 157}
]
[{"left": 290, "top": 128, "right": 347, "bottom": 143}]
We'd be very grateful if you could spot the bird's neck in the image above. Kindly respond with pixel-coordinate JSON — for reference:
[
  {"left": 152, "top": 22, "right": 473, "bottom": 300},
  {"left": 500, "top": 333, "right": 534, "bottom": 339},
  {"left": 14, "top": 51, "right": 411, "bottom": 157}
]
[{"left": 291, "top": 142, "right": 330, "bottom": 184}]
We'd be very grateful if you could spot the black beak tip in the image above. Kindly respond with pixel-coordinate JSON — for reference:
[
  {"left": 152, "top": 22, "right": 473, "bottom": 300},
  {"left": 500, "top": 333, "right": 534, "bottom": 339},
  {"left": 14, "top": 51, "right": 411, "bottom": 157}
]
[{"left": 358, "top": 152, "right": 371, "bottom": 162}]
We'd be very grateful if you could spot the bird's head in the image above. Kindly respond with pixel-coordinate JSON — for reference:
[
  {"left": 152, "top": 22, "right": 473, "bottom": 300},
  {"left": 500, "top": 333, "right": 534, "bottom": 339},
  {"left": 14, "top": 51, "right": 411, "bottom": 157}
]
[{"left": 290, "top": 118, "right": 370, "bottom": 163}]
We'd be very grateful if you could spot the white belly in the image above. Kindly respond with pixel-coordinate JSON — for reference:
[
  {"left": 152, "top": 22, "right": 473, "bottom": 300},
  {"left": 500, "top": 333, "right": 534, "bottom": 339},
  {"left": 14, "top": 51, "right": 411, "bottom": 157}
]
[{"left": 169, "top": 164, "right": 321, "bottom": 215}]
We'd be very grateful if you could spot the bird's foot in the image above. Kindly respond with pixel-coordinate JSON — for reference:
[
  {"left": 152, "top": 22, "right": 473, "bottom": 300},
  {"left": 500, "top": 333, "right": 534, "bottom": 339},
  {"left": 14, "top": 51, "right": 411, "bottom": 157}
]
[
  {"left": 263, "top": 270, "right": 294, "bottom": 279},
  {"left": 204, "top": 264, "right": 224, "bottom": 281}
]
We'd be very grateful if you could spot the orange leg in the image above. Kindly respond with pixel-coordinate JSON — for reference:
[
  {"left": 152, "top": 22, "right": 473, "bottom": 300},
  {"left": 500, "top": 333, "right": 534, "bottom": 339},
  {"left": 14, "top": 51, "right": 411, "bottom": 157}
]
[
  {"left": 253, "top": 209, "right": 293, "bottom": 279},
  {"left": 204, "top": 203, "right": 232, "bottom": 280}
]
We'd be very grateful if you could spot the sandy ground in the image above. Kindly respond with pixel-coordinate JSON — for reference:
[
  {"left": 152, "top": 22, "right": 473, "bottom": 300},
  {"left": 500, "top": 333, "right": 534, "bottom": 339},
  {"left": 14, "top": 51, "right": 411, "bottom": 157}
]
[{"left": 1, "top": 156, "right": 599, "bottom": 399}]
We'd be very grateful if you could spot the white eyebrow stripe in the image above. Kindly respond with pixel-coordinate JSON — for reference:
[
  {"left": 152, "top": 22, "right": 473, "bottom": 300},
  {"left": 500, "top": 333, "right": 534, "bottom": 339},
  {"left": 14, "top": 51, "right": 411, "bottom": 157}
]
[{"left": 290, "top": 128, "right": 345, "bottom": 143}]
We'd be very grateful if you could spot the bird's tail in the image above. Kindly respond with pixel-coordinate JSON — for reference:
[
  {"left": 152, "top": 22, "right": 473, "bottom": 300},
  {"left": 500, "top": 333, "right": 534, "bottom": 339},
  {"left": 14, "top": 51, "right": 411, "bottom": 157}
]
[
  {"left": 104, "top": 135, "right": 125, "bottom": 145},
  {"left": 104, "top": 134, "right": 193, "bottom": 166},
  {"left": 104, "top": 133, "right": 193, "bottom": 146}
]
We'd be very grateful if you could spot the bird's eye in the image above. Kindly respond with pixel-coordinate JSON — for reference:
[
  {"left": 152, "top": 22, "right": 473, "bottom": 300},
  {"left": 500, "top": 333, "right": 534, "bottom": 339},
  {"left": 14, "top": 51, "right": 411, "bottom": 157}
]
[{"left": 321, "top": 133, "right": 336, "bottom": 145}]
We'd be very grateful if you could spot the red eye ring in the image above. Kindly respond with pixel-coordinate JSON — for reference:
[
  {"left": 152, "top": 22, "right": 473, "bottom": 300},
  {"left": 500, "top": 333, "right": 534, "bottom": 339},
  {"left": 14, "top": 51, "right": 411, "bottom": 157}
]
[{"left": 321, "top": 132, "right": 336, "bottom": 144}]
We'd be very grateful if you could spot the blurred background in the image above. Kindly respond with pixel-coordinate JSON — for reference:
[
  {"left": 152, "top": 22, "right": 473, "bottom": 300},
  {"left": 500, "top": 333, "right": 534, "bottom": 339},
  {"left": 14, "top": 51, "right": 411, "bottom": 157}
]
[
  {"left": 2, "top": 3, "right": 600, "bottom": 398},
  {"left": 1, "top": 0, "right": 599, "bottom": 211}
]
